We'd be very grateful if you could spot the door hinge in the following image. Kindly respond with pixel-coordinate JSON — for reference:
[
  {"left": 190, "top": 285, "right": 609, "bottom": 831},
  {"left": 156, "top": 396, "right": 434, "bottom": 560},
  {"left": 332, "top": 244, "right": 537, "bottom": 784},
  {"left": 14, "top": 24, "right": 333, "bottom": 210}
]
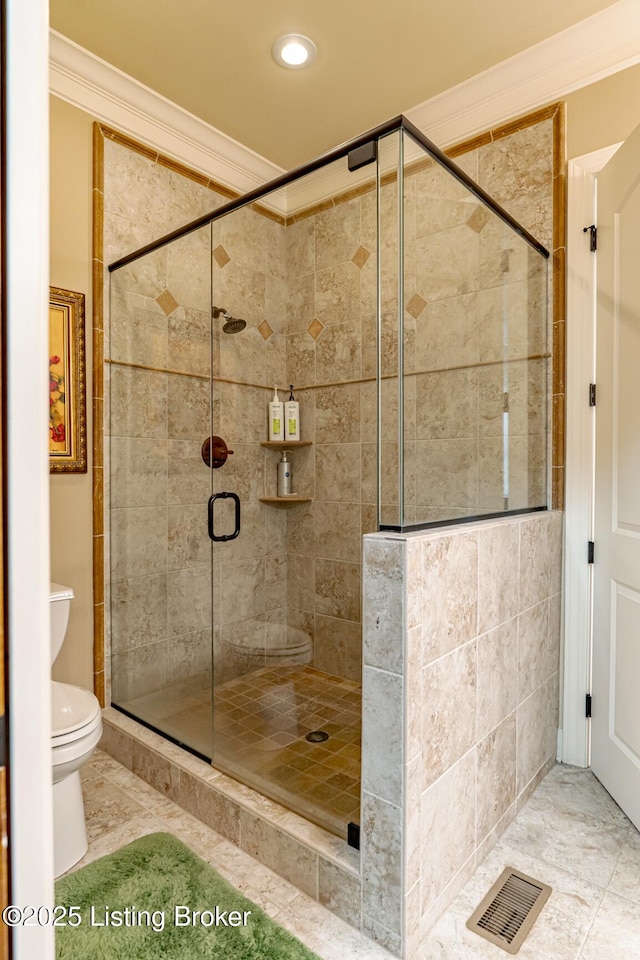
[
  {"left": 589, "top": 383, "right": 596, "bottom": 407},
  {"left": 585, "top": 693, "right": 592, "bottom": 719},
  {"left": 583, "top": 223, "right": 597, "bottom": 252},
  {"left": 588, "top": 541, "right": 595, "bottom": 564}
]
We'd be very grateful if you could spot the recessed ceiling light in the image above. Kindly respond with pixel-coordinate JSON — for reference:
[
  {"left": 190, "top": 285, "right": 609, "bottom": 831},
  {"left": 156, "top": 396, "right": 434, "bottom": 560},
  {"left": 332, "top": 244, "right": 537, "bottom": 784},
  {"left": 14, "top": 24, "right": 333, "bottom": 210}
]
[{"left": 272, "top": 34, "right": 317, "bottom": 69}]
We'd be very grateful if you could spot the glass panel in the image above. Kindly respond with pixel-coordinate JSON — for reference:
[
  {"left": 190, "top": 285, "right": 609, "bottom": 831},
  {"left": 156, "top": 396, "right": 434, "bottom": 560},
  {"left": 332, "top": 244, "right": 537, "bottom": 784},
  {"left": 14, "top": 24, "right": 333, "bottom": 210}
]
[
  {"left": 109, "top": 225, "right": 213, "bottom": 757},
  {"left": 399, "top": 128, "right": 548, "bottom": 528},
  {"left": 376, "top": 130, "right": 403, "bottom": 529},
  {"left": 208, "top": 151, "right": 375, "bottom": 840}
]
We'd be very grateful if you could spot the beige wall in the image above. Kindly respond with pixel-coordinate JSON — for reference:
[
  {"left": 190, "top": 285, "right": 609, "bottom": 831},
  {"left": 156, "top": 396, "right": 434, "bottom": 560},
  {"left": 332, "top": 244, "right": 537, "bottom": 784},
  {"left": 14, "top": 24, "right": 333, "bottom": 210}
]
[
  {"left": 564, "top": 63, "right": 640, "bottom": 159},
  {"left": 50, "top": 96, "right": 95, "bottom": 688}
]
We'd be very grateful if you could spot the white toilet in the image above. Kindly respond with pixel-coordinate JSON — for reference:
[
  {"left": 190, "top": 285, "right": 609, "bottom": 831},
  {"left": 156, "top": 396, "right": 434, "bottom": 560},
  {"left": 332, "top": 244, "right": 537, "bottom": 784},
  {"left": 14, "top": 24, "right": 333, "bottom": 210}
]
[{"left": 50, "top": 583, "right": 102, "bottom": 877}]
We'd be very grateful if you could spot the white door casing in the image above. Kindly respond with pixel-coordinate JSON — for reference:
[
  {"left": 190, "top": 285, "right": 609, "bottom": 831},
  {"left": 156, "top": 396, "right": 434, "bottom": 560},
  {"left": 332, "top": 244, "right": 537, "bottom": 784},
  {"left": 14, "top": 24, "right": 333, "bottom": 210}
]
[
  {"left": 591, "top": 120, "right": 640, "bottom": 832},
  {"left": 562, "top": 143, "right": 620, "bottom": 769}
]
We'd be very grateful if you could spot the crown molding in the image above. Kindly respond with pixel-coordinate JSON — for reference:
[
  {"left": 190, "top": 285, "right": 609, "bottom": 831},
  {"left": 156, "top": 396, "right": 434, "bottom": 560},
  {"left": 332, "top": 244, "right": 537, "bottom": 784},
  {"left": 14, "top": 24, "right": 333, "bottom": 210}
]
[
  {"left": 50, "top": 0, "right": 640, "bottom": 213},
  {"left": 406, "top": 0, "right": 640, "bottom": 146},
  {"left": 49, "top": 30, "right": 286, "bottom": 208}
]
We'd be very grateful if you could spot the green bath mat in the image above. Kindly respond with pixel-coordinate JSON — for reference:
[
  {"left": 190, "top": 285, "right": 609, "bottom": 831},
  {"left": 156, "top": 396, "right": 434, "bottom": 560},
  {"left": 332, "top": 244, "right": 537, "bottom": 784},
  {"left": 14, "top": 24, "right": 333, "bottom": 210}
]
[{"left": 55, "top": 832, "right": 322, "bottom": 960}]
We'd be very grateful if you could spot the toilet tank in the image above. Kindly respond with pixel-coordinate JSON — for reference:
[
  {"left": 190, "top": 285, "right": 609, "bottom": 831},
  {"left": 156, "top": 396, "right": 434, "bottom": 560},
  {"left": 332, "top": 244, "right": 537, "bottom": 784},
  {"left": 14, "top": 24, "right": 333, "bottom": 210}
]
[{"left": 49, "top": 582, "right": 74, "bottom": 665}]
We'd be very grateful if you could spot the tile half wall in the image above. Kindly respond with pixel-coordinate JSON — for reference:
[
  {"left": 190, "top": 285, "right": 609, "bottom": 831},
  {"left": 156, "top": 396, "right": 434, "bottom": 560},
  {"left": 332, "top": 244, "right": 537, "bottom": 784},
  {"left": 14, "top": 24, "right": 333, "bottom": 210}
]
[{"left": 361, "top": 509, "right": 562, "bottom": 956}]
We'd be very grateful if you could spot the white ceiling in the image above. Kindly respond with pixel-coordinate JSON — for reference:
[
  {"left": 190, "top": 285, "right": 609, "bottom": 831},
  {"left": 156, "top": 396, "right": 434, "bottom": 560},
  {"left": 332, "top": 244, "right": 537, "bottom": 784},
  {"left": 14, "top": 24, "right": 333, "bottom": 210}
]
[{"left": 49, "top": 0, "right": 621, "bottom": 169}]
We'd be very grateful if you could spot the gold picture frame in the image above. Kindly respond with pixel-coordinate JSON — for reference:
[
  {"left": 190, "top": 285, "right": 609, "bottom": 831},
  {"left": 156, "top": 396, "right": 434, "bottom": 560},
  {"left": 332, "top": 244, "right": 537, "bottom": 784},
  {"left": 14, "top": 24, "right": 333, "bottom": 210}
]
[{"left": 49, "top": 286, "right": 87, "bottom": 474}]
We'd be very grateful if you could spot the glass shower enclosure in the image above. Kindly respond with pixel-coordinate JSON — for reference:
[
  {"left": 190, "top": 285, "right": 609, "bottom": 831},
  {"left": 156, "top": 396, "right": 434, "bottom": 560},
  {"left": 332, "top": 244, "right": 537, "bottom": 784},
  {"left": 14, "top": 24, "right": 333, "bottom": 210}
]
[{"left": 108, "top": 116, "right": 549, "bottom": 842}]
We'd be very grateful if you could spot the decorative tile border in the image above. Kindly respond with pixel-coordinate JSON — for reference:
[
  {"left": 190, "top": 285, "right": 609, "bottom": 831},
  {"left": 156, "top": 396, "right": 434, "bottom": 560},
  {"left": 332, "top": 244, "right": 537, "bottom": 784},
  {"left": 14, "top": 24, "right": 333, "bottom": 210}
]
[{"left": 92, "top": 123, "right": 106, "bottom": 705}]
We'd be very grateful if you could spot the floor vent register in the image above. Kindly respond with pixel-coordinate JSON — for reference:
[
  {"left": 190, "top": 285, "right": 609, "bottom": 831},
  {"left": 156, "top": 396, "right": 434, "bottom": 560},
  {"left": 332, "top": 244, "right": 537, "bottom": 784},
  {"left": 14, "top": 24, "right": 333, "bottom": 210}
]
[{"left": 466, "top": 866, "right": 552, "bottom": 954}]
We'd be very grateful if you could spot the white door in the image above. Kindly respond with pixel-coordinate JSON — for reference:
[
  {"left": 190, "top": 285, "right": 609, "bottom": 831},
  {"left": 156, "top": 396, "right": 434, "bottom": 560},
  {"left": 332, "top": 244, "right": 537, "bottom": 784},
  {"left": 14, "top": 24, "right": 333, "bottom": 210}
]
[{"left": 591, "top": 120, "right": 640, "bottom": 831}]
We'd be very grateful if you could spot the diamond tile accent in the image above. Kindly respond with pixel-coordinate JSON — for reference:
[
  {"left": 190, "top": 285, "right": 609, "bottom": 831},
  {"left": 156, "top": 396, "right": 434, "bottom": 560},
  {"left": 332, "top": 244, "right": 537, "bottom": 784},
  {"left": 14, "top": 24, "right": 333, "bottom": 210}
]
[
  {"left": 213, "top": 244, "right": 231, "bottom": 268},
  {"left": 466, "top": 205, "right": 491, "bottom": 233},
  {"left": 155, "top": 289, "right": 179, "bottom": 316},
  {"left": 307, "top": 318, "right": 324, "bottom": 340},
  {"left": 258, "top": 319, "right": 273, "bottom": 340},
  {"left": 351, "top": 245, "right": 371, "bottom": 269},
  {"left": 406, "top": 292, "right": 427, "bottom": 319}
]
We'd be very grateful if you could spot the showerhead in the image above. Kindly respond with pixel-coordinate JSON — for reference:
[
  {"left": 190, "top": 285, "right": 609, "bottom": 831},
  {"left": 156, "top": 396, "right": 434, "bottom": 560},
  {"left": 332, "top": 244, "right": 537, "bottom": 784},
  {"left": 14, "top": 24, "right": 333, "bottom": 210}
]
[
  {"left": 212, "top": 305, "right": 247, "bottom": 334},
  {"left": 223, "top": 316, "right": 247, "bottom": 334}
]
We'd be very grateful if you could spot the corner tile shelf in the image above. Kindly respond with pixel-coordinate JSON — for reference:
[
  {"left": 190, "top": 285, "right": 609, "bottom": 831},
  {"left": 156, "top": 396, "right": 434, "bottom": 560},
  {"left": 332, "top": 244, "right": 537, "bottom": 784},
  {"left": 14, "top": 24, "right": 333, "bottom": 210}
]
[
  {"left": 260, "top": 440, "right": 312, "bottom": 448},
  {"left": 260, "top": 440, "right": 312, "bottom": 504},
  {"left": 259, "top": 496, "right": 312, "bottom": 505}
]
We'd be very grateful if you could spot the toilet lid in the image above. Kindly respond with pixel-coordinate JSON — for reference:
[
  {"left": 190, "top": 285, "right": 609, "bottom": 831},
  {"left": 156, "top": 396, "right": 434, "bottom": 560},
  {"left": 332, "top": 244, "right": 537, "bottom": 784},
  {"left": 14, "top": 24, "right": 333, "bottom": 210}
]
[
  {"left": 49, "top": 582, "right": 74, "bottom": 602},
  {"left": 51, "top": 681, "right": 101, "bottom": 737}
]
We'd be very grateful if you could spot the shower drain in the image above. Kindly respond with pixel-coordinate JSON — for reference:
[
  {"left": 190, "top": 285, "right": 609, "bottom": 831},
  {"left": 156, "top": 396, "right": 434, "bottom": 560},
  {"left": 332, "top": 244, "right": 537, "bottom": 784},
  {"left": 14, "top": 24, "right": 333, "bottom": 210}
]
[{"left": 305, "top": 730, "right": 329, "bottom": 743}]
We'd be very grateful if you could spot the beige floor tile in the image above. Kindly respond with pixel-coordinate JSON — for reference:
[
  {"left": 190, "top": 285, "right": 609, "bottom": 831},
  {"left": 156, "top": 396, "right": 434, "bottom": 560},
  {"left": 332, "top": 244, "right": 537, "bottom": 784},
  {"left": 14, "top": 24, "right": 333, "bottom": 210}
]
[
  {"left": 501, "top": 791, "right": 629, "bottom": 888},
  {"left": 532, "top": 765, "right": 630, "bottom": 828},
  {"left": 578, "top": 891, "right": 640, "bottom": 960},
  {"left": 80, "top": 748, "right": 124, "bottom": 783},
  {"left": 81, "top": 777, "right": 147, "bottom": 843},
  {"left": 422, "top": 843, "right": 604, "bottom": 960},
  {"left": 65, "top": 811, "right": 168, "bottom": 875},
  {"left": 607, "top": 827, "right": 640, "bottom": 905}
]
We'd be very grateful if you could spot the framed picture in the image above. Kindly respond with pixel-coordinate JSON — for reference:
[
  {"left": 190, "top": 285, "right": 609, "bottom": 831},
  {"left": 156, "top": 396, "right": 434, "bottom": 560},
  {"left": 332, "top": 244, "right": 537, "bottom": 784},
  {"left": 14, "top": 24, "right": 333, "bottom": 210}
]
[{"left": 49, "top": 286, "right": 87, "bottom": 474}]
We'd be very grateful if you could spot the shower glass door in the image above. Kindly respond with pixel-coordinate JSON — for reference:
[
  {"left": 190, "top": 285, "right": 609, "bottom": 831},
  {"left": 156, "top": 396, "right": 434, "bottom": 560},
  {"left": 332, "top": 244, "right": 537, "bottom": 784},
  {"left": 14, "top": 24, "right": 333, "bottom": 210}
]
[
  {"left": 208, "top": 151, "right": 374, "bottom": 840},
  {"left": 109, "top": 224, "right": 215, "bottom": 759}
]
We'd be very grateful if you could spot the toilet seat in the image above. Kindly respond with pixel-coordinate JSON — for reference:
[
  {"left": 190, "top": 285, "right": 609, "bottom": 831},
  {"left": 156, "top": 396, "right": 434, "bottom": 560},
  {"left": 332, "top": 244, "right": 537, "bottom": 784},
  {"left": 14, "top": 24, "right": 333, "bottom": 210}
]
[
  {"left": 51, "top": 686, "right": 102, "bottom": 787},
  {"left": 51, "top": 681, "right": 101, "bottom": 745},
  {"left": 225, "top": 627, "right": 312, "bottom": 659},
  {"left": 227, "top": 641, "right": 311, "bottom": 656}
]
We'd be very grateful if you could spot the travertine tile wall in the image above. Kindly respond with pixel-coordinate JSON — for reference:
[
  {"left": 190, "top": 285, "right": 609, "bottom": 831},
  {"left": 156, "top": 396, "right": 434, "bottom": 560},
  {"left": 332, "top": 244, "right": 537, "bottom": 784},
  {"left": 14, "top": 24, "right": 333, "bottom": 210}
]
[
  {"left": 361, "top": 510, "right": 562, "bottom": 956},
  {"left": 209, "top": 207, "right": 291, "bottom": 684},
  {"left": 400, "top": 123, "right": 552, "bottom": 524},
  {"left": 108, "top": 171, "right": 294, "bottom": 701},
  {"left": 104, "top": 140, "right": 230, "bottom": 704},
  {"left": 284, "top": 192, "right": 378, "bottom": 682}
]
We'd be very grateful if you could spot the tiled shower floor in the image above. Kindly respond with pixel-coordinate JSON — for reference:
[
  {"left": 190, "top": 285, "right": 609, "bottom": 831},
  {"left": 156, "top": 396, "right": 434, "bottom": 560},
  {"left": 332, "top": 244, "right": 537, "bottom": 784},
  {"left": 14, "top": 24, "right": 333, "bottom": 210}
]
[{"left": 118, "top": 664, "right": 361, "bottom": 838}]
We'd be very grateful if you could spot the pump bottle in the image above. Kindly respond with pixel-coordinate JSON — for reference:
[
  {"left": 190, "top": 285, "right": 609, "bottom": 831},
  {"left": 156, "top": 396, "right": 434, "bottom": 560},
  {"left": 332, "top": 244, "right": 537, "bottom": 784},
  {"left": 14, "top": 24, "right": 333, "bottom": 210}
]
[
  {"left": 269, "top": 386, "right": 284, "bottom": 442},
  {"left": 284, "top": 384, "right": 300, "bottom": 441}
]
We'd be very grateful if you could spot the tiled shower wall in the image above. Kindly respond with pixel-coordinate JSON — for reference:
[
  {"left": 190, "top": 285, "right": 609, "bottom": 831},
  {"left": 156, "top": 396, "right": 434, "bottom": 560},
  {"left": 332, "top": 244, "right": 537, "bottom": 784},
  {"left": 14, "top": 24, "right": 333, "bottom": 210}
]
[
  {"left": 361, "top": 510, "right": 563, "bottom": 956},
  {"left": 210, "top": 209, "right": 290, "bottom": 685},
  {"left": 401, "top": 137, "right": 551, "bottom": 522},
  {"left": 105, "top": 144, "right": 228, "bottom": 703},
  {"left": 108, "top": 184, "right": 294, "bottom": 701},
  {"left": 284, "top": 193, "right": 379, "bottom": 682}
]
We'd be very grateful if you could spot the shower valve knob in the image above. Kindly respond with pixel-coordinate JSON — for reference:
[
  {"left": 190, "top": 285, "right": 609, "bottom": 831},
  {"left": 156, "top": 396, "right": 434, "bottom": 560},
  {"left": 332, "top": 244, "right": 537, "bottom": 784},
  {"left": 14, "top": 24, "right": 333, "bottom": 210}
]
[{"left": 201, "top": 436, "right": 234, "bottom": 468}]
